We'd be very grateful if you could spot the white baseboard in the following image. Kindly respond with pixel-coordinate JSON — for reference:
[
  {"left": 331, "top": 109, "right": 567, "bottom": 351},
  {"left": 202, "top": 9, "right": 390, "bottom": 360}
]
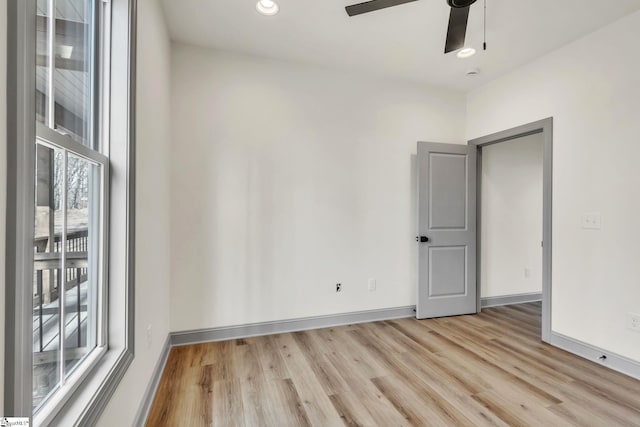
[
  {"left": 548, "top": 332, "right": 640, "bottom": 380},
  {"left": 481, "top": 292, "right": 542, "bottom": 308},
  {"left": 170, "top": 305, "right": 416, "bottom": 347},
  {"left": 133, "top": 335, "right": 172, "bottom": 427}
]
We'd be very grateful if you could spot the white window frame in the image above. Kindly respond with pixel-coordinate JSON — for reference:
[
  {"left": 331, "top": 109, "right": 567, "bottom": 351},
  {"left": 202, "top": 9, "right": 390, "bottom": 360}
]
[
  {"left": 33, "top": 128, "right": 110, "bottom": 424},
  {"left": 4, "top": 0, "right": 137, "bottom": 424}
]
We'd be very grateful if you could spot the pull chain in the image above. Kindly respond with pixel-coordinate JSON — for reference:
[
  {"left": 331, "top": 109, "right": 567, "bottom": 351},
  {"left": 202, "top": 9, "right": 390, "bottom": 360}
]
[{"left": 483, "top": 0, "right": 487, "bottom": 50}]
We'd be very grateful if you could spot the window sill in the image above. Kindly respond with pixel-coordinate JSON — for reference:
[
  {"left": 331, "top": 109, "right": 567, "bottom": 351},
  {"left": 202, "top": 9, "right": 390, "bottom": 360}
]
[{"left": 39, "top": 344, "right": 133, "bottom": 426}]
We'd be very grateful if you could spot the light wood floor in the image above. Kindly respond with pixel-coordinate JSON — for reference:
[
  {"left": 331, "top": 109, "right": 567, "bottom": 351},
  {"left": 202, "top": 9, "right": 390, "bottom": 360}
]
[{"left": 147, "top": 303, "right": 640, "bottom": 426}]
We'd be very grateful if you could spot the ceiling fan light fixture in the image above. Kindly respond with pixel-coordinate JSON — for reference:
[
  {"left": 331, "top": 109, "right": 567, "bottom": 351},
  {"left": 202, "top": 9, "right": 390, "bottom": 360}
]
[
  {"left": 446, "top": 0, "right": 477, "bottom": 8},
  {"left": 56, "top": 45, "right": 74, "bottom": 59},
  {"left": 256, "top": 0, "right": 279, "bottom": 16},
  {"left": 456, "top": 47, "right": 476, "bottom": 58}
]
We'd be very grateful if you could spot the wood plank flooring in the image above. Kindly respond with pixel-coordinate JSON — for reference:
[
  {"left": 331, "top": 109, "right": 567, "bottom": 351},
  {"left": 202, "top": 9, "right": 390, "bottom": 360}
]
[{"left": 146, "top": 303, "right": 640, "bottom": 426}]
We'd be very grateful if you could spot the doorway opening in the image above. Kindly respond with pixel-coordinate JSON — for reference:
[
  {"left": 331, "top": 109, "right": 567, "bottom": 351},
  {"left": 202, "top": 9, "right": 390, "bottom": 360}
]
[{"left": 470, "top": 118, "right": 553, "bottom": 342}]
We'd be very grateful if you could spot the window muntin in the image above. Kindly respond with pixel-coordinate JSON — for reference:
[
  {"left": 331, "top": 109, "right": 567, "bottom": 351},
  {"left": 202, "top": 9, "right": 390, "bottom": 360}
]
[{"left": 32, "top": 0, "right": 108, "bottom": 416}]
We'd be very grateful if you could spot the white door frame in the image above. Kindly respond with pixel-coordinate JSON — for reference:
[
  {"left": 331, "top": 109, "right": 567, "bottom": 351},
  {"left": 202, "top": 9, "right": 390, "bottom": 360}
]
[{"left": 469, "top": 117, "right": 553, "bottom": 342}]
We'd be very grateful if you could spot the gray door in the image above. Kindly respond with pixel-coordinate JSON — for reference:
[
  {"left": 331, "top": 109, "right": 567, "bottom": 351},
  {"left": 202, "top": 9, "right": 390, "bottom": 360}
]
[{"left": 417, "top": 142, "right": 477, "bottom": 319}]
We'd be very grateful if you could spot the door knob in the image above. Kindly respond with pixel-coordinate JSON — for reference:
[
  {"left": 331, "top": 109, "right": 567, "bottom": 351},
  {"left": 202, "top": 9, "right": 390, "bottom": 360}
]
[{"left": 416, "top": 236, "right": 429, "bottom": 243}]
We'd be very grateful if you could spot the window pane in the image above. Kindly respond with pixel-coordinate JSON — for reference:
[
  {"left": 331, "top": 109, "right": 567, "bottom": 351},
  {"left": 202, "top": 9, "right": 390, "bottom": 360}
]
[
  {"left": 31, "top": 0, "right": 106, "bottom": 419},
  {"left": 33, "top": 145, "right": 64, "bottom": 410},
  {"left": 36, "top": 0, "right": 52, "bottom": 125},
  {"left": 64, "top": 155, "right": 101, "bottom": 375},
  {"left": 54, "top": 0, "right": 95, "bottom": 147},
  {"left": 37, "top": 0, "right": 96, "bottom": 148}
]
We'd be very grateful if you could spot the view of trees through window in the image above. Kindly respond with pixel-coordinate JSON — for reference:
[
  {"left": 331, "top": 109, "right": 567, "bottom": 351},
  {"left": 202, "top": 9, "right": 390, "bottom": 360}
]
[{"left": 59, "top": 156, "right": 90, "bottom": 211}]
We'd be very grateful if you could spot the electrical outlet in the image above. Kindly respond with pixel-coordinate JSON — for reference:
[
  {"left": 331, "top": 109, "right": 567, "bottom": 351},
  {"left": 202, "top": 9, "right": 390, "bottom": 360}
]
[
  {"left": 629, "top": 313, "right": 640, "bottom": 332},
  {"left": 582, "top": 212, "right": 601, "bottom": 230},
  {"left": 336, "top": 283, "right": 342, "bottom": 293},
  {"left": 368, "top": 278, "right": 376, "bottom": 291},
  {"left": 524, "top": 268, "right": 531, "bottom": 278}
]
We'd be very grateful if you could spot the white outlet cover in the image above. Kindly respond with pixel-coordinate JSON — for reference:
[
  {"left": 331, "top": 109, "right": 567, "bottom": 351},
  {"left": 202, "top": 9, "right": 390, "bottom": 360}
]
[
  {"left": 368, "top": 278, "right": 376, "bottom": 291},
  {"left": 629, "top": 313, "right": 640, "bottom": 332},
  {"left": 581, "top": 212, "right": 601, "bottom": 230}
]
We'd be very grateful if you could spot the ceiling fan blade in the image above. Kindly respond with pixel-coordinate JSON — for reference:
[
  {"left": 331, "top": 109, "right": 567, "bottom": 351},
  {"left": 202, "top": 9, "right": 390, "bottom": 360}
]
[
  {"left": 444, "top": 5, "right": 470, "bottom": 53},
  {"left": 345, "top": 0, "right": 418, "bottom": 17}
]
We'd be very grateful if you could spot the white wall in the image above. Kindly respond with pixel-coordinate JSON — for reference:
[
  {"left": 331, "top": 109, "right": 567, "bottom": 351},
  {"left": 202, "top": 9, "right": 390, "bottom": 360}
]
[
  {"left": 468, "top": 10, "right": 640, "bottom": 362},
  {"left": 0, "top": 0, "right": 7, "bottom": 415},
  {"left": 170, "top": 45, "right": 466, "bottom": 332},
  {"left": 481, "top": 133, "right": 543, "bottom": 298},
  {"left": 96, "top": 0, "right": 172, "bottom": 424}
]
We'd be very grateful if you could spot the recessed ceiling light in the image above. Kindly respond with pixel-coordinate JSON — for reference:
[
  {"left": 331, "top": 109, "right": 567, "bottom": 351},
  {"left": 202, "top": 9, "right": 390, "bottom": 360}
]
[
  {"left": 256, "top": 0, "right": 279, "bottom": 16},
  {"left": 457, "top": 47, "right": 476, "bottom": 59}
]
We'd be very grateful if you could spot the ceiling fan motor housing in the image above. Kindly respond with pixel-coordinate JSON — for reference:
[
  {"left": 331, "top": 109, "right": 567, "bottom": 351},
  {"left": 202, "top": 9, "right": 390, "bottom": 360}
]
[{"left": 447, "top": 0, "right": 477, "bottom": 8}]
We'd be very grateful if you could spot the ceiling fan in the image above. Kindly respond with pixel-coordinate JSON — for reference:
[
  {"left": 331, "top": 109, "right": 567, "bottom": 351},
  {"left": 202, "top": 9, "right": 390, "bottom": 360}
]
[{"left": 345, "top": 0, "right": 479, "bottom": 54}]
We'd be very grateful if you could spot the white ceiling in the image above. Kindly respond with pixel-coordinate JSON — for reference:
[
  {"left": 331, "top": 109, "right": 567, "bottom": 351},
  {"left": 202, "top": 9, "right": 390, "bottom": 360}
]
[{"left": 161, "top": 0, "right": 640, "bottom": 91}]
